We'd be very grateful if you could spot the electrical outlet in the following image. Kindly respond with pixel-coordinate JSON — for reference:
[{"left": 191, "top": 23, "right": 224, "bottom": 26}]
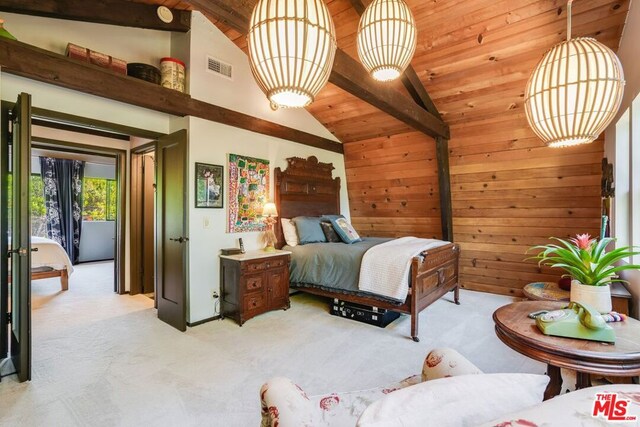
[
  {"left": 212, "top": 291, "right": 219, "bottom": 299},
  {"left": 203, "top": 216, "right": 210, "bottom": 229}
]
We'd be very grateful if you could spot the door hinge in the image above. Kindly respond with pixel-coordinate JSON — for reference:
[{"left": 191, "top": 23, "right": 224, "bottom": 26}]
[{"left": 5, "top": 312, "right": 10, "bottom": 324}]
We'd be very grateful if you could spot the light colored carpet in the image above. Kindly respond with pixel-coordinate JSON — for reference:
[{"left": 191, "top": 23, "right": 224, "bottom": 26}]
[{"left": 0, "top": 261, "right": 543, "bottom": 426}]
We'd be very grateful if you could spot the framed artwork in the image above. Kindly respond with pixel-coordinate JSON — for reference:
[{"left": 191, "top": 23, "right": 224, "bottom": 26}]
[
  {"left": 195, "top": 162, "right": 224, "bottom": 208},
  {"left": 227, "top": 153, "right": 269, "bottom": 232}
]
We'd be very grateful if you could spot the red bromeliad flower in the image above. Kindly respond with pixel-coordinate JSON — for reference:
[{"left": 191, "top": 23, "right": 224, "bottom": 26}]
[{"left": 570, "top": 233, "right": 595, "bottom": 250}]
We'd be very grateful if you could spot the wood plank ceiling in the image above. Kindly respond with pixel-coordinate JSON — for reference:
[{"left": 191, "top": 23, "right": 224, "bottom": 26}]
[{"left": 137, "top": 0, "right": 628, "bottom": 297}]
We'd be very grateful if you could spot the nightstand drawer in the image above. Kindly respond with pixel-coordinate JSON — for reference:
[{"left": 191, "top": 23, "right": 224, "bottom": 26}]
[
  {"left": 242, "top": 261, "right": 267, "bottom": 272},
  {"left": 242, "top": 274, "right": 264, "bottom": 293},
  {"left": 265, "top": 257, "right": 287, "bottom": 269},
  {"left": 244, "top": 293, "right": 267, "bottom": 313}
]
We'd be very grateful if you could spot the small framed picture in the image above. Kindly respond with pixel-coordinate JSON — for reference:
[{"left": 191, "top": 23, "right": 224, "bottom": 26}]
[{"left": 195, "top": 163, "right": 223, "bottom": 208}]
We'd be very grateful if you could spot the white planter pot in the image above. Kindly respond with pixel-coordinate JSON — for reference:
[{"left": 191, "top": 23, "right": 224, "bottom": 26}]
[{"left": 570, "top": 280, "right": 612, "bottom": 314}]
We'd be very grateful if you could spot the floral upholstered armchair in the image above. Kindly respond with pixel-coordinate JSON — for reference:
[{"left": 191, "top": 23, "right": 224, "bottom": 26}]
[
  {"left": 259, "top": 348, "right": 640, "bottom": 427},
  {"left": 259, "top": 348, "right": 534, "bottom": 427}
]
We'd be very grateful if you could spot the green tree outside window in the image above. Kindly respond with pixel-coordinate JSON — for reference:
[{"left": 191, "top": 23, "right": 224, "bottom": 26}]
[{"left": 83, "top": 177, "right": 117, "bottom": 221}]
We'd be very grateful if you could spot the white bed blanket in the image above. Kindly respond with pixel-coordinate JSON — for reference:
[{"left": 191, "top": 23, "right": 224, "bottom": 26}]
[
  {"left": 10, "top": 236, "right": 74, "bottom": 275},
  {"left": 358, "top": 237, "right": 447, "bottom": 301}
]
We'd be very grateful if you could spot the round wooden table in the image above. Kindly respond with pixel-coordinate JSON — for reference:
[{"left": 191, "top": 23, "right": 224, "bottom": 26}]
[{"left": 493, "top": 301, "right": 640, "bottom": 399}]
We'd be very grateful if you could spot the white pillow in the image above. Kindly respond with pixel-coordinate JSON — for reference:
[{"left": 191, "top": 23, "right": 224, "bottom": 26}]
[
  {"left": 356, "top": 373, "right": 549, "bottom": 427},
  {"left": 281, "top": 218, "right": 299, "bottom": 247}
]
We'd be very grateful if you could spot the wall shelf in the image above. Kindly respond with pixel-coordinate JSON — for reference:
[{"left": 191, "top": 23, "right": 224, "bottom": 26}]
[{"left": 0, "top": 38, "right": 343, "bottom": 153}]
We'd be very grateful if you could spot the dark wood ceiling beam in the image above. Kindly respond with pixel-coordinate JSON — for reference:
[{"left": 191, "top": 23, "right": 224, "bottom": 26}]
[
  {"left": 186, "top": 0, "right": 449, "bottom": 140},
  {"left": 0, "top": 0, "right": 191, "bottom": 32},
  {"left": 348, "top": 0, "right": 442, "bottom": 120},
  {"left": 0, "top": 39, "right": 342, "bottom": 153},
  {"left": 330, "top": 50, "right": 448, "bottom": 139},
  {"left": 401, "top": 67, "right": 442, "bottom": 120}
]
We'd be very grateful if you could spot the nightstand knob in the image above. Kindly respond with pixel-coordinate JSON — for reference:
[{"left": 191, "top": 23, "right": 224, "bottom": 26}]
[{"left": 266, "top": 263, "right": 270, "bottom": 268}]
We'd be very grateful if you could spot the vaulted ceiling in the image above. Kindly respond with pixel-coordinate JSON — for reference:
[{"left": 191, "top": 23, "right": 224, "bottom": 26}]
[{"left": 134, "top": 0, "right": 629, "bottom": 144}]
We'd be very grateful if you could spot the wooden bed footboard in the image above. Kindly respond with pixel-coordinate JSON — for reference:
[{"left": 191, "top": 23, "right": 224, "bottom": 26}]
[
  {"left": 292, "top": 243, "right": 461, "bottom": 342},
  {"left": 409, "top": 243, "right": 460, "bottom": 341}
]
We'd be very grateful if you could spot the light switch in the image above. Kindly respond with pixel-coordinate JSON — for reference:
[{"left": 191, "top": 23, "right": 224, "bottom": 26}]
[{"left": 203, "top": 216, "right": 210, "bottom": 229}]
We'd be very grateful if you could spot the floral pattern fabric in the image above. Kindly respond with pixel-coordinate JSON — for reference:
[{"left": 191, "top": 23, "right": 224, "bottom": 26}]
[
  {"left": 259, "top": 348, "right": 481, "bottom": 427},
  {"left": 40, "top": 157, "right": 85, "bottom": 264}
]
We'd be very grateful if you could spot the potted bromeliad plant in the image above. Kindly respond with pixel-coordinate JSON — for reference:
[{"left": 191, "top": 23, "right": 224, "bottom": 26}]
[{"left": 528, "top": 234, "right": 640, "bottom": 313}]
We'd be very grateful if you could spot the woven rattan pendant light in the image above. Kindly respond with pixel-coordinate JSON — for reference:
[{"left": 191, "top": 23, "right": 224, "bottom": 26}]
[
  {"left": 247, "top": 0, "right": 337, "bottom": 108},
  {"left": 524, "top": 0, "right": 624, "bottom": 148},
  {"left": 356, "top": 0, "right": 417, "bottom": 82}
]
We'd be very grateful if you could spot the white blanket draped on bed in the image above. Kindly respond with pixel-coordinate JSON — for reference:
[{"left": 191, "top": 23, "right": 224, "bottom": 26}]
[
  {"left": 9, "top": 236, "right": 74, "bottom": 275},
  {"left": 358, "top": 237, "right": 448, "bottom": 301}
]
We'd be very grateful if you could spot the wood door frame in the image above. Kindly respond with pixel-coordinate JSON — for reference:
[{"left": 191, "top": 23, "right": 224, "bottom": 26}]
[
  {"left": 1, "top": 101, "right": 167, "bottom": 295},
  {"left": 31, "top": 137, "right": 127, "bottom": 294},
  {"left": 130, "top": 141, "right": 157, "bottom": 297},
  {"left": 0, "top": 102, "right": 10, "bottom": 361}
]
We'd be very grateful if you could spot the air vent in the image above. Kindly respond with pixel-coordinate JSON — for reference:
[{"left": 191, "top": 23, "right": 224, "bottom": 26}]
[{"left": 207, "top": 56, "right": 233, "bottom": 80}]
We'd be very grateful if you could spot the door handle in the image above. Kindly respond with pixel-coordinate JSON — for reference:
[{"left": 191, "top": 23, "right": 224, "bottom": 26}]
[
  {"left": 7, "top": 247, "right": 37, "bottom": 257},
  {"left": 169, "top": 237, "right": 189, "bottom": 243}
]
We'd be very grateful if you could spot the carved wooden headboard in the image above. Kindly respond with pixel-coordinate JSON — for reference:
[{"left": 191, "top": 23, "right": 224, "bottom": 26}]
[{"left": 274, "top": 156, "right": 341, "bottom": 248}]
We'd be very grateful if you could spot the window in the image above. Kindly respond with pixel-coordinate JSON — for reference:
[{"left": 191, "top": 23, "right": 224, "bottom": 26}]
[
  {"left": 30, "top": 175, "right": 47, "bottom": 237},
  {"left": 82, "top": 178, "right": 117, "bottom": 221},
  {"left": 7, "top": 174, "right": 48, "bottom": 237},
  {"left": 612, "top": 93, "right": 640, "bottom": 264}
]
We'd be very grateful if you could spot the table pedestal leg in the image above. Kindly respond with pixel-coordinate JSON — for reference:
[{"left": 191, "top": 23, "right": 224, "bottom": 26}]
[
  {"left": 576, "top": 372, "right": 592, "bottom": 389},
  {"left": 544, "top": 364, "right": 562, "bottom": 400}
]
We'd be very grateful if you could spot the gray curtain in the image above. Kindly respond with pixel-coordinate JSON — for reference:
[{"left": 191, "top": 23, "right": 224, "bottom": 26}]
[{"left": 40, "top": 157, "right": 85, "bottom": 264}]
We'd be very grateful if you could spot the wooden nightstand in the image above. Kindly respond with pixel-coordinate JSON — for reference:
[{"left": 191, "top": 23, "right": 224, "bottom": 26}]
[{"left": 220, "top": 250, "right": 291, "bottom": 325}]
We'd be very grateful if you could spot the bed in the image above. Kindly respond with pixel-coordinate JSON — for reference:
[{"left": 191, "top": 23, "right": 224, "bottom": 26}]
[
  {"left": 9, "top": 236, "right": 73, "bottom": 290},
  {"left": 274, "top": 156, "right": 460, "bottom": 342}
]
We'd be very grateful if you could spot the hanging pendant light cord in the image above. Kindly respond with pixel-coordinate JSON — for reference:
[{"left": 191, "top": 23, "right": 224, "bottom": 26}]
[{"left": 567, "top": 0, "right": 573, "bottom": 40}]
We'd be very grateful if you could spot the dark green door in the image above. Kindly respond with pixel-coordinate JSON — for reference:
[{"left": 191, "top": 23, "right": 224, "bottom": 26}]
[
  {"left": 156, "top": 130, "right": 187, "bottom": 331},
  {"left": 7, "top": 93, "right": 32, "bottom": 382}
]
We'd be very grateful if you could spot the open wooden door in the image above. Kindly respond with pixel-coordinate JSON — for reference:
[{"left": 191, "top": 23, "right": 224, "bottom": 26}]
[
  {"left": 8, "top": 93, "right": 32, "bottom": 381},
  {"left": 156, "top": 130, "right": 187, "bottom": 331}
]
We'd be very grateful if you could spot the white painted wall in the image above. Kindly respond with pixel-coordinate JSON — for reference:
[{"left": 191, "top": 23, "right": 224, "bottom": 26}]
[
  {"left": 184, "top": 13, "right": 347, "bottom": 323},
  {"left": 187, "top": 12, "right": 338, "bottom": 142},
  {"left": 187, "top": 117, "right": 349, "bottom": 322}
]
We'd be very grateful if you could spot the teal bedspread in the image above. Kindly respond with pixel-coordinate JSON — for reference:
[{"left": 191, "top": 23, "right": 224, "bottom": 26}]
[{"left": 284, "top": 237, "right": 393, "bottom": 298}]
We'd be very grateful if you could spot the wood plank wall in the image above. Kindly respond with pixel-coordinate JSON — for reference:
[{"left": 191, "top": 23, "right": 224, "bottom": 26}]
[
  {"left": 344, "top": 113, "right": 603, "bottom": 297},
  {"left": 344, "top": 131, "right": 443, "bottom": 240},
  {"left": 449, "top": 111, "right": 603, "bottom": 297}
]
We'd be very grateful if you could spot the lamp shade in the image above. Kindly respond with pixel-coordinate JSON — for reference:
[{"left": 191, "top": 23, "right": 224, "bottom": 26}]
[
  {"left": 356, "top": 0, "right": 417, "bottom": 82},
  {"left": 262, "top": 202, "right": 278, "bottom": 217},
  {"left": 247, "top": 0, "right": 337, "bottom": 108},
  {"left": 524, "top": 37, "right": 625, "bottom": 148}
]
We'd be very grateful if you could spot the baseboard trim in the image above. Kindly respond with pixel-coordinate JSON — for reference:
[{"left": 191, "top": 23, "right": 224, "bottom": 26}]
[{"left": 187, "top": 315, "right": 221, "bottom": 327}]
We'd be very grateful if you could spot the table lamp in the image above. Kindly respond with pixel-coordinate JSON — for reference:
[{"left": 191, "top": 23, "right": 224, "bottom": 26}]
[{"left": 262, "top": 202, "right": 278, "bottom": 252}]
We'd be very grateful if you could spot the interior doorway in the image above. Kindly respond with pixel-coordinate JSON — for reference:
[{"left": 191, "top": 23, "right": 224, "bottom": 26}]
[
  {"left": 1, "top": 98, "right": 189, "bottom": 383},
  {"left": 30, "top": 137, "right": 127, "bottom": 293},
  {"left": 131, "top": 145, "right": 156, "bottom": 301}
]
